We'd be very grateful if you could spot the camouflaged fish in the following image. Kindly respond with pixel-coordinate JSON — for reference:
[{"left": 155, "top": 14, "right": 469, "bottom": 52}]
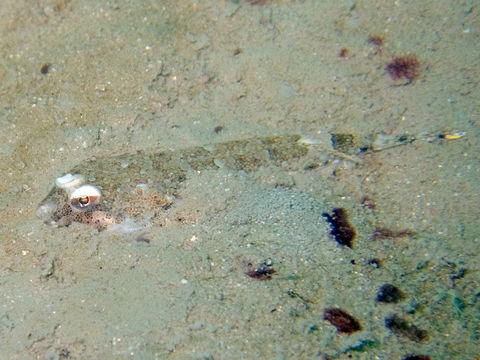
[
  {"left": 36, "top": 135, "right": 314, "bottom": 232},
  {"left": 37, "top": 130, "right": 461, "bottom": 232}
]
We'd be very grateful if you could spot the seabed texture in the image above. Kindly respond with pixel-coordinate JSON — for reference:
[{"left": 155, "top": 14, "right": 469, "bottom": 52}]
[{"left": 0, "top": 1, "right": 478, "bottom": 359}]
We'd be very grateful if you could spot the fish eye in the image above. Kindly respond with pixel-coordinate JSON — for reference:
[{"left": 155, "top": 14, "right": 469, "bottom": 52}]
[
  {"left": 55, "top": 173, "right": 85, "bottom": 191},
  {"left": 69, "top": 185, "right": 101, "bottom": 212},
  {"left": 78, "top": 196, "right": 90, "bottom": 206}
]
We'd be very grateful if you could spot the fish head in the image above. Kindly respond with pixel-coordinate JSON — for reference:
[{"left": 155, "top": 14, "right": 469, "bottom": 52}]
[{"left": 36, "top": 174, "right": 116, "bottom": 230}]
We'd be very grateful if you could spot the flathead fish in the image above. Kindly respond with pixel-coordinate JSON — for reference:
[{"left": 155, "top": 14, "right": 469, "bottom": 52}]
[{"left": 36, "top": 135, "right": 313, "bottom": 231}]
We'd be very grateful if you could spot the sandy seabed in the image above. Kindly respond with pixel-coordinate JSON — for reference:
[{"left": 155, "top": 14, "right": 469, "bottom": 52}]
[{"left": 0, "top": 0, "right": 478, "bottom": 359}]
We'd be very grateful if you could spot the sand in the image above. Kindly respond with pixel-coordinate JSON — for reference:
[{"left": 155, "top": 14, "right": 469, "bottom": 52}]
[{"left": 0, "top": 0, "right": 478, "bottom": 358}]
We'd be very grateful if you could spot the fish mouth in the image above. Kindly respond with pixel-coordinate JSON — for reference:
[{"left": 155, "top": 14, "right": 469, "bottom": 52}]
[{"left": 36, "top": 199, "right": 118, "bottom": 230}]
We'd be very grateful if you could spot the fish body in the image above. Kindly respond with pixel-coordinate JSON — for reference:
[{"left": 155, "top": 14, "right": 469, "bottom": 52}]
[{"left": 37, "top": 135, "right": 311, "bottom": 231}]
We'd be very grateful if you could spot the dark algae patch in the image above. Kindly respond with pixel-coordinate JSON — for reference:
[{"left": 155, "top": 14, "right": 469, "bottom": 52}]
[
  {"left": 245, "top": 264, "right": 275, "bottom": 280},
  {"left": 322, "top": 208, "right": 356, "bottom": 248},
  {"left": 402, "top": 356, "right": 430, "bottom": 360},
  {"left": 372, "top": 227, "right": 412, "bottom": 240},
  {"left": 376, "top": 284, "right": 405, "bottom": 303},
  {"left": 385, "top": 314, "right": 428, "bottom": 342},
  {"left": 338, "top": 47, "right": 348, "bottom": 58},
  {"left": 323, "top": 308, "right": 361, "bottom": 333},
  {"left": 367, "top": 34, "right": 384, "bottom": 47},
  {"left": 40, "top": 63, "right": 52, "bottom": 75},
  {"left": 385, "top": 55, "right": 421, "bottom": 84}
]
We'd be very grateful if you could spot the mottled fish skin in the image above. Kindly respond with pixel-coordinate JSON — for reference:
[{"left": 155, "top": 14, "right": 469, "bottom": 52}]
[{"left": 37, "top": 135, "right": 311, "bottom": 230}]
